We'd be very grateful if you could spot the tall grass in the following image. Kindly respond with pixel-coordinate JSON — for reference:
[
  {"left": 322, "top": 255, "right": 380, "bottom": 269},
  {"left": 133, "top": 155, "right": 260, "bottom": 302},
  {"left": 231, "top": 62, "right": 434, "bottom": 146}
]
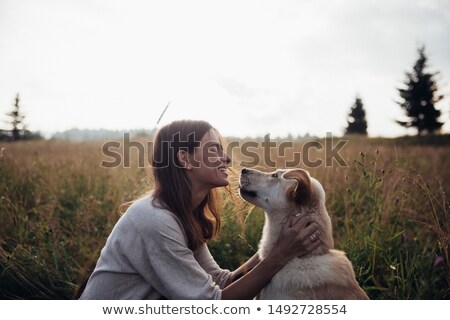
[
  {"left": 333, "top": 150, "right": 449, "bottom": 298},
  {"left": 0, "top": 141, "right": 149, "bottom": 298},
  {"left": 0, "top": 136, "right": 449, "bottom": 299}
]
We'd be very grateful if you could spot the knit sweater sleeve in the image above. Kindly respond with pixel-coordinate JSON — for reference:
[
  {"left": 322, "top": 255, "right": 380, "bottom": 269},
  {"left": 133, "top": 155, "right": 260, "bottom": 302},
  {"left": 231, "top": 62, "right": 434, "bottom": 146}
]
[{"left": 194, "top": 244, "right": 232, "bottom": 289}]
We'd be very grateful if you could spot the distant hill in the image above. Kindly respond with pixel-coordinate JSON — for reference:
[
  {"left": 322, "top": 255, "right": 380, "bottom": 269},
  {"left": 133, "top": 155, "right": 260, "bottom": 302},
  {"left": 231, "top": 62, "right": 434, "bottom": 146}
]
[{"left": 50, "top": 128, "right": 156, "bottom": 141}]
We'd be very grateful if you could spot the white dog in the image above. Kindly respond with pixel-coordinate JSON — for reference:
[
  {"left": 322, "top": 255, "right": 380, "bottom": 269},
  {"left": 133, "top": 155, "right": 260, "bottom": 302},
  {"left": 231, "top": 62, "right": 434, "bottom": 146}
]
[{"left": 239, "top": 167, "right": 369, "bottom": 299}]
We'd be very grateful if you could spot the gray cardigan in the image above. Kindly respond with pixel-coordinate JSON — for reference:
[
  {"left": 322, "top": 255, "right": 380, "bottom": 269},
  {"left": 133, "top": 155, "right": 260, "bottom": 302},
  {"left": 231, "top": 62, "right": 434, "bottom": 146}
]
[{"left": 80, "top": 195, "right": 232, "bottom": 299}]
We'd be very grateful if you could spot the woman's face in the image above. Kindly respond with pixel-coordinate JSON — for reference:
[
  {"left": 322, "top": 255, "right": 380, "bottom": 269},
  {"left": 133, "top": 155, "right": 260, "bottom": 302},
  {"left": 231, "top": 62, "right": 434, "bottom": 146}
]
[{"left": 186, "top": 129, "right": 230, "bottom": 190}]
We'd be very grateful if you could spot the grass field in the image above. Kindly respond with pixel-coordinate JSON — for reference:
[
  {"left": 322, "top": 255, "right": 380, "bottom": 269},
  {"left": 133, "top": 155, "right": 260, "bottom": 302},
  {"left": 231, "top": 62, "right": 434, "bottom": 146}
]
[{"left": 0, "top": 135, "right": 449, "bottom": 299}]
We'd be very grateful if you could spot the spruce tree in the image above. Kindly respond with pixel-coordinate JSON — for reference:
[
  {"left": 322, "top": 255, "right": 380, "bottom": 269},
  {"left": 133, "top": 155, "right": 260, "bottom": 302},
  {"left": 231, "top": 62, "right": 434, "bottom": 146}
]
[
  {"left": 396, "top": 46, "right": 444, "bottom": 135},
  {"left": 5, "top": 93, "right": 26, "bottom": 141},
  {"left": 345, "top": 96, "right": 368, "bottom": 135}
]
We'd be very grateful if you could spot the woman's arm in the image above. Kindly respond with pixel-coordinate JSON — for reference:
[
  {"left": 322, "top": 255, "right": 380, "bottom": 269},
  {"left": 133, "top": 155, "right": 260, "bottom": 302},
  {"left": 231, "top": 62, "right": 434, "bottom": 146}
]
[
  {"left": 222, "top": 214, "right": 320, "bottom": 300},
  {"left": 229, "top": 252, "right": 260, "bottom": 282}
]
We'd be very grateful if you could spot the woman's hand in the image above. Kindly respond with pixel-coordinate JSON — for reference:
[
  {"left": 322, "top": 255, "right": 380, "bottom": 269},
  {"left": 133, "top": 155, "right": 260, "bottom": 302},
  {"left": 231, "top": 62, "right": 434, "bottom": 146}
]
[
  {"left": 272, "top": 214, "right": 321, "bottom": 263},
  {"left": 222, "top": 214, "right": 321, "bottom": 300}
]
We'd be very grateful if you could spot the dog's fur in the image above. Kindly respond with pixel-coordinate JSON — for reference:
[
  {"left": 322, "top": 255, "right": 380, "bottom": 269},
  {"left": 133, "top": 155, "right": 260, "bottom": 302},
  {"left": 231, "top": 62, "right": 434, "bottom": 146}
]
[{"left": 239, "top": 168, "right": 369, "bottom": 300}]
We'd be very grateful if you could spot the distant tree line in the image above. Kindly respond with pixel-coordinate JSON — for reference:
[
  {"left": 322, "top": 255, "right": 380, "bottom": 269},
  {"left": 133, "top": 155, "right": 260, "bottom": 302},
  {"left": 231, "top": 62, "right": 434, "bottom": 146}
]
[
  {"left": 345, "top": 46, "right": 446, "bottom": 136},
  {"left": 50, "top": 128, "right": 157, "bottom": 141}
]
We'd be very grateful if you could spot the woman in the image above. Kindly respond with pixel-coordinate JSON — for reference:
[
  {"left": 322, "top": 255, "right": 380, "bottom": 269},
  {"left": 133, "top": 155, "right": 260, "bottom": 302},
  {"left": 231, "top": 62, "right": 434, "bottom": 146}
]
[{"left": 80, "top": 120, "right": 320, "bottom": 299}]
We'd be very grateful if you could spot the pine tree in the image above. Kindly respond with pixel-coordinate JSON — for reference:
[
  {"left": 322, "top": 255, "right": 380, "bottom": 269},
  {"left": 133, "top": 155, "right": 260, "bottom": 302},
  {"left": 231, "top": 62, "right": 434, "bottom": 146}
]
[
  {"left": 396, "top": 46, "right": 444, "bottom": 135},
  {"left": 345, "top": 96, "right": 368, "bottom": 135},
  {"left": 5, "top": 93, "right": 26, "bottom": 141}
]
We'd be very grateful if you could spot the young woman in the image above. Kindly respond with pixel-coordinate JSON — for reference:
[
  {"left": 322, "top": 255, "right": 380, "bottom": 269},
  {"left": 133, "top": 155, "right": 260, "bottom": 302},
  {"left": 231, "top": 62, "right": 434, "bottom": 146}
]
[{"left": 80, "top": 120, "right": 321, "bottom": 299}]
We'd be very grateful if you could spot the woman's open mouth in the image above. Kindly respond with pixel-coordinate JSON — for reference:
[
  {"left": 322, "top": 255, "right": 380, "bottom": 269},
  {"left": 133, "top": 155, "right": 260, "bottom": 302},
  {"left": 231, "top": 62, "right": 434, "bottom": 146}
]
[{"left": 218, "top": 166, "right": 228, "bottom": 177}]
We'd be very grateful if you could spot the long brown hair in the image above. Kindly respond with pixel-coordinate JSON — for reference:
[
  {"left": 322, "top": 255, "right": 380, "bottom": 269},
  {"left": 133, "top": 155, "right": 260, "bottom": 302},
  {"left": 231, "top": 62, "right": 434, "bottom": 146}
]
[{"left": 151, "top": 120, "right": 222, "bottom": 250}]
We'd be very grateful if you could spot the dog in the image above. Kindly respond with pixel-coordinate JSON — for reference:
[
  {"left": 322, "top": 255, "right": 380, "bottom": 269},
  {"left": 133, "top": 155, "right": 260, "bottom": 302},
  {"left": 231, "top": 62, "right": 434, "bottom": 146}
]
[{"left": 239, "top": 167, "right": 369, "bottom": 299}]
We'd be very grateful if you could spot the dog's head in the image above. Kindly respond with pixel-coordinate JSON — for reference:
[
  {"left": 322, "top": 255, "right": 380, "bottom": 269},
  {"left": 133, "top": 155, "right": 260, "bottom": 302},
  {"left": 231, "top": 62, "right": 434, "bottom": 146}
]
[
  {"left": 239, "top": 167, "right": 334, "bottom": 253},
  {"left": 239, "top": 167, "right": 314, "bottom": 212}
]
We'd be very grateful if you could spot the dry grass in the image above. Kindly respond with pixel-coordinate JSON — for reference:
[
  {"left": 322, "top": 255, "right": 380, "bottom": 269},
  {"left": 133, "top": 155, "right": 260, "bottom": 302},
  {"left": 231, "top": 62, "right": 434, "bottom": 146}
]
[{"left": 0, "top": 135, "right": 449, "bottom": 299}]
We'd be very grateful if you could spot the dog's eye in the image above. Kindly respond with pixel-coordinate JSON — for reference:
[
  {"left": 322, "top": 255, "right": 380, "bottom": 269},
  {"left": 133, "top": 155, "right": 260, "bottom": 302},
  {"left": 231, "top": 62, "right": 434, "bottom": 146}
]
[{"left": 272, "top": 173, "right": 278, "bottom": 178}]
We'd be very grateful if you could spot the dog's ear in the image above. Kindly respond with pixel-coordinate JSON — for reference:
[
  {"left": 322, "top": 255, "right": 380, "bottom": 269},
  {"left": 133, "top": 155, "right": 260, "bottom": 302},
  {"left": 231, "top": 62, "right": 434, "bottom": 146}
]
[{"left": 284, "top": 169, "right": 312, "bottom": 204}]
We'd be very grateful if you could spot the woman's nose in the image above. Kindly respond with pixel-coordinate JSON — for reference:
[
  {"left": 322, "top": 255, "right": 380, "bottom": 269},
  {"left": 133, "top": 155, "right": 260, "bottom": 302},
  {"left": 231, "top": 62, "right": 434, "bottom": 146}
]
[{"left": 222, "top": 152, "right": 231, "bottom": 165}]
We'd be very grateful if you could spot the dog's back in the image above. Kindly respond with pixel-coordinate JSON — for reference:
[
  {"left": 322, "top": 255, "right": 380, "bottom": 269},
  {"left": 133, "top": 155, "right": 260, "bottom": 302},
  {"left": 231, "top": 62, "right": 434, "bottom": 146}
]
[{"left": 259, "top": 249, "right": 369, "bottom": 299}]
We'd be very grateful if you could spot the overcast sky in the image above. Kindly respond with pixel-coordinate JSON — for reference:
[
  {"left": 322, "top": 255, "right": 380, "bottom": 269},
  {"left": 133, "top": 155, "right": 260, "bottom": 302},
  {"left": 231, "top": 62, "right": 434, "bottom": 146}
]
[{"left": 1, "top": 0, "right": 449, "bottom": 138}]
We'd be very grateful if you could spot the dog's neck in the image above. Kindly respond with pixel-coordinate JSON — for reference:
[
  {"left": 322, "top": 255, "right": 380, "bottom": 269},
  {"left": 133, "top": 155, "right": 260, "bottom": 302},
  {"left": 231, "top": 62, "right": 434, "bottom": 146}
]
[
  {"left": 258, "top": 210, "right": 284, "bottom": 259},
  {"left": 259, "top": 205, "right": 333, "bottom": 260}
]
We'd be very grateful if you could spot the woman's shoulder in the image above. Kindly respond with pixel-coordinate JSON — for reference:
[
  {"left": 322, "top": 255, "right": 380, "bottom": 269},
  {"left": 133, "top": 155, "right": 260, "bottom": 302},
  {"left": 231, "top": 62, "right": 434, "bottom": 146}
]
[{"left": 120, "top": 194, "right": 183, "bottom": 234}]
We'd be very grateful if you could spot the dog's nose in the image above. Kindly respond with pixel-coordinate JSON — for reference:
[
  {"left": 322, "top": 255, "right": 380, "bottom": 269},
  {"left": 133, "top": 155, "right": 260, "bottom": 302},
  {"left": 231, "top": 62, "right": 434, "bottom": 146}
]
[{"left": 241, "top": 168, "right": 249, "bottom": 175}]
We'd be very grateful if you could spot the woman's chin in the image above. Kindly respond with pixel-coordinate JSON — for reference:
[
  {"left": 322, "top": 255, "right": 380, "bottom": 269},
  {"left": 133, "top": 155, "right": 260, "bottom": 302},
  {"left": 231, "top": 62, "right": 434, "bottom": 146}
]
[
  {"left": 219, "top": 179, "right": 229, "bottom": 187},
  {"left": 213, "top": 179, "right": 229, "bottom": 188}
]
